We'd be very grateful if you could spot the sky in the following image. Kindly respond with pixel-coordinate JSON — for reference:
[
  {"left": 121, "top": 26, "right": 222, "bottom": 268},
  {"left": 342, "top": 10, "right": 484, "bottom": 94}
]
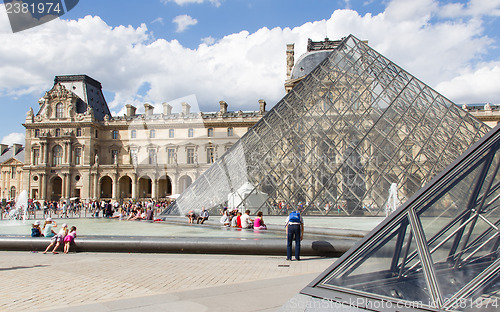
[{"left": 0, "top": 0, "right": 500, "bottom": 145}]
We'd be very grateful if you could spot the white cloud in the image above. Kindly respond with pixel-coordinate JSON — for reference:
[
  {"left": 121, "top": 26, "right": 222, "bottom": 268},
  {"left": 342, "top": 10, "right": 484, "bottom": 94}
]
[
  {"left": 0, "top": 0, "right": 500, "bottom": 124},
  {"left": 172, "top": 14, "right": 198, "bottom": 32},
  {"left": 161, "top": 0, "right": 221, "bottom": 8},
  {"left": 436, "top": 63, "right": 500, "bottom": 104},
  {"left": 201, "top": 36, "right": 216, "bottom": 45},
  {"left": 151, "top": 17, "right": 164, "bottom": 25},
  {"left": 2, "top": 132, "right": 25, "bottom": 145}
]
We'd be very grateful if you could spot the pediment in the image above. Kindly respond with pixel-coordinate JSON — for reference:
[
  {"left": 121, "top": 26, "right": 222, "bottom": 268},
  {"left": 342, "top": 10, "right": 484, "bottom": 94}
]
[{"left": 2, "top": 158, "right": 23, "bottom": 166}]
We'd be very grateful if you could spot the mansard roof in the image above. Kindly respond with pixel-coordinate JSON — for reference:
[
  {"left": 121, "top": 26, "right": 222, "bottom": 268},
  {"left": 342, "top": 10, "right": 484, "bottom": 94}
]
[
  {"left": 0, "top": 145, "right": 24, "bottom": 164},
  {"left": 54, "top": 74, "right": 111, "bottom": 120}
]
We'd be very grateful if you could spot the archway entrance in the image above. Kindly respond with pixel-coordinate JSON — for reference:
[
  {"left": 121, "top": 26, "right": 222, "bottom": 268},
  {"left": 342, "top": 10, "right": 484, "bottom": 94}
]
[
  {"left": 138, "top": 176, "right": 152, "bottom": 199},
  {"left": 178, "top": 175, "right": 192, "bottom": 193},
  {"left": 100, "top": 176, "right": 113, "bottom": 199},
  {"left": 119, "top": 176, "right": 132, "bottom": 199},
  {"left": 51, "top": 176, "right": 62, "bottom": 201},
  {"left": 158, "top": 175, "right": 172, "bottom": 198}
]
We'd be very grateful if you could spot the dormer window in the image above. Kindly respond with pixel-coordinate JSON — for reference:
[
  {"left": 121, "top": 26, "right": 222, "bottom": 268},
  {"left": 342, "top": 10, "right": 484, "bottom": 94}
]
[{"left": 55, "top": 103, "right": 64, "bottom": 118}]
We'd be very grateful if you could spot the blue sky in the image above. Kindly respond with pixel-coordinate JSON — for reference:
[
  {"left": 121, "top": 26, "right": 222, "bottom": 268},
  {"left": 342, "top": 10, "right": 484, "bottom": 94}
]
[{"left": 0, "top": 0, "right": 500, "bottom": 145}]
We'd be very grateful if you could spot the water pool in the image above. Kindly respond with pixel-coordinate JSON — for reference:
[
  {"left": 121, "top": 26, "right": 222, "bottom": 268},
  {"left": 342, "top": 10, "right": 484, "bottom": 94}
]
[{"left": 0, "top": 218, "right": 286, "bottom": 239}]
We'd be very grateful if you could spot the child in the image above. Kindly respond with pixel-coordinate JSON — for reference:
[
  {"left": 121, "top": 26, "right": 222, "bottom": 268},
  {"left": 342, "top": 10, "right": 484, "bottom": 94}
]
[
  {"left": 63, "top": 226, "right": 77, "bottom": 254},
  {"left": 42, "top": 218, "right": 57, "bottom": 237},
  {"left": 43, "top": 223, "right": 68, "bottom": 254},
  {"left": 31, "top": 220, "right": 42, "bottom": 237}
]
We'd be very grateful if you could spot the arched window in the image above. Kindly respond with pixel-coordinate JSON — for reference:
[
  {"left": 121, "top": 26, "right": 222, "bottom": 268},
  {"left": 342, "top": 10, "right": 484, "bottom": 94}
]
[
  {"left": 10, "top": 186, "right": 16, "bottom": 199},
  {"left": 52, "top": 145, "right": 63, "bottom": 166},
  {"left": 55, "top": 103, "right": 64, "bottom": 118}
]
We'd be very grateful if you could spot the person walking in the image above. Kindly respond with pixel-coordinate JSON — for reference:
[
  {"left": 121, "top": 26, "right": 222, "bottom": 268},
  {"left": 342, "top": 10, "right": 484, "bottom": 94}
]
[{"left": 285, "top": 209, "right": 304, "bottom": 261}]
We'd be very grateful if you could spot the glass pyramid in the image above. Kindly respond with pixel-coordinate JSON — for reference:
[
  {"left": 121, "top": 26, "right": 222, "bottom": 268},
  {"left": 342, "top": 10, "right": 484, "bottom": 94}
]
[
  {"left": 302, "top": 124, "right": 500, "bottom": 311},
  {"left": 164, "top": 35, "right": 490, "bottom": 216}
]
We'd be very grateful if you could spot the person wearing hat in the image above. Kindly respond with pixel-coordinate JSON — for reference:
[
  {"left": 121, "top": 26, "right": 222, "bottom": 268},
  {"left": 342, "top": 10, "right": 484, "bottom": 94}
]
[
  {"left": 31, "top": 220, "right": 42, "bottom": 237},
  {"left": 43, "top": 223, "right": 68, "bottom": 254},
  {"left": 42, "top": 218, "right": 57, "bottom": 238}
]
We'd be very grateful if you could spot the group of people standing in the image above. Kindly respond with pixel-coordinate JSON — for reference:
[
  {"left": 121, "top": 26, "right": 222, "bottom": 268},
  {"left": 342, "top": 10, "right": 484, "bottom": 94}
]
[{"left": 31, "top": 218, "right": 77, "bottom": 254}]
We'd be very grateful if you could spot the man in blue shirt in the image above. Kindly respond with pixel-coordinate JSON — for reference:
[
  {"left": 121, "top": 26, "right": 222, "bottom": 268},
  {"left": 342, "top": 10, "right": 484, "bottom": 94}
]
[{"left": 285, "top": 210, "right": 304, "bottom": 261}]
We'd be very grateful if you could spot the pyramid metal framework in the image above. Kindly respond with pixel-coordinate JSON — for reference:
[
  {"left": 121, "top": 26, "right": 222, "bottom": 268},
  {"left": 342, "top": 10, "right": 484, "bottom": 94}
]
[
  {"left": 164, "top": 35, "right": 490, "bottom": 216},
  {"left": 302, "top": 124, "right": 500, "bottom": 311}
]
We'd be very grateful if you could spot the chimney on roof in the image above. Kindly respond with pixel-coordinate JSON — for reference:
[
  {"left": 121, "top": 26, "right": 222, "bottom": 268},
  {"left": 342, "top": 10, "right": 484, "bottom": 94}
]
[
  {"left": 126, "top": 104, "right": 137, "bottom": 117},
  {"left": 182, "top": 102, "right": 191, "bottom": 115},
  {"left": 144, "top": 103, "right": 154, "bottom": 116},
  {"left": 259, "top": 99, "right": 266, "bottom": 115},
  {"left": 162, "top": 102, "right": 172, "bottom": 115},
  {"left": 286, "top": 43, "right": 295, "bottom": 80},
  {"left": 219, "top": 101, "right": 228, "bottom": 115},
  {"left": 0, "top": 144, "right": 8, "bottom": 155},
  {"left": 13, "top": 144, "right": 23, "bottom": 155}
]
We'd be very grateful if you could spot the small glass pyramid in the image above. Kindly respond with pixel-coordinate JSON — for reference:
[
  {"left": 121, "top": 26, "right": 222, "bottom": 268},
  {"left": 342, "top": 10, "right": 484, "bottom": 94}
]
[
  {"left": 302, "top": 124, "right": 500, "bottom": 311},
  {"left": 164, "top": 35, "right": 490, "bottom": 216}
]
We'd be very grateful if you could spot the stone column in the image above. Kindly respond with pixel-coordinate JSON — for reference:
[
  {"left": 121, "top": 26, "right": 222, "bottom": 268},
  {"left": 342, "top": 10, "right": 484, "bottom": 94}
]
[
  {"left": 40, "top": 173, "right": 46, "bottom": 201},
  {"left": 152, "top": 178, "right": 157, "bottom": 200},
  {"left": 66, "top": 173, "right": 71, "bottom": 199},
  {"left": 93, "top": 174, "right": 99, "bottom": 200},
  {"left": 112, "top": 174, "right": 118, "bottom": 200},
  {"left": 131, "top": 174, "right": 137, "bottom": 199},
  {"left": 61, "top": 174, "right": 67, "bottom": 199}
]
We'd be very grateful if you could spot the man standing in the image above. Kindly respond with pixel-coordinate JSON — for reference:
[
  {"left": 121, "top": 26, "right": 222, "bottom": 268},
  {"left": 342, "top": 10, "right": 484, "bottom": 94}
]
[{"left": 286, "top": 209, "right": 304, "bottom": 261}]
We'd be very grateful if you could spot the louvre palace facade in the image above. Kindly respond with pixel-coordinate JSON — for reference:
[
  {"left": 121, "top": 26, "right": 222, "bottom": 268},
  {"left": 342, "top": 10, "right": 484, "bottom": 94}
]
[{"left": 22, "top": 75, "right": 264, "bottom": 203}]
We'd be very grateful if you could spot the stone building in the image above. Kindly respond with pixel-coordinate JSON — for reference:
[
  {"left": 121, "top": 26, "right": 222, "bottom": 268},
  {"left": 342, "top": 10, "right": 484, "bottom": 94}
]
[
  {"left": 23, "top": 75, "right": 264, "bottom": 203},
  {"left": 0, "top": 144, "right": 25, "bottom": 201}
]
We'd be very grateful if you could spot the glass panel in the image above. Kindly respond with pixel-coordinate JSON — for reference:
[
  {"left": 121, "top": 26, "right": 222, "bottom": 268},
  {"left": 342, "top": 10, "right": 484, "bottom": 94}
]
[
  {"left": 322, "top": 215, "right": 433, "bottom": 305},
  {"left": 164, "top": 35, "right": 489, "bottom": 220}
]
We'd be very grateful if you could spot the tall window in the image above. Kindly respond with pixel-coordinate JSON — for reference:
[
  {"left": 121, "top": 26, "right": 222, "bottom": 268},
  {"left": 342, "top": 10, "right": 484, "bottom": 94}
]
[
  {"left": 130, "top": 149, "right": 137, "bottom": 165},
  {"left": 34, "top": 129, "right": 40, "bottom": 137},
  {"left": 227, "top": 127, "right": 233, "bottom": 137},
  {"left": 52, "top": 145, "right": 63, "bottom": 166},
  {"left": 131, "top": 130, "right": 136, "bottom": 139},
  {"left": 187, "top": 147, "right": 195, "bottom": 164},
  {"left": 148, "top": 149, "right": 157, "bottom": 165},
  {"left": 11, "top": 167, "right": 16, "bottom": 179},
  {"left": 169, "top": 129, "right": 174, "bottom": 138},
  {"left": 150, "top": 129, "right": 156, "bottom": 138},
  {"left": 167, "top": 148, "right": 176, "bottom": 164},
  {"left": 207, "top": 147, "right": 215, "bottom": 164},
  {"left": 33, "top": 149, "right": 40, "bottom": 165},
  {"left": 76, "top": 128, "right": 82, "bottom": 137},
  {"left": 112, "top": 130, "right": 118, "bottom": 139},
  {"left": 74, "top": 147, "right": 82, "bottom": 165},
  {"left": 55, "top": 128, "right": 61, "bottom": 137},
  {"left": 207, "top": 128, "right": 214, "bottom": 137},
  {"left": 188, "top": 128, "right": 194, "bottom": 137},
  {"left": 55, "top": 103, "right": 64, "bottom": 118},
  {"left": 112, "top": 150, "right": 119, "bottom": 164},
  {"left": 10, "top": 186, "right": 16, "bottom": 199},
  {"left": 95, "top": 129, "right": 98, "bottom": 138}
]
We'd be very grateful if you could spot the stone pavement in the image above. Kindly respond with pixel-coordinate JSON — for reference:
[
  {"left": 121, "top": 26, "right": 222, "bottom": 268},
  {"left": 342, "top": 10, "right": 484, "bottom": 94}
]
[{"left": 0, "top": 251, "right": 335, "bottom": 311}]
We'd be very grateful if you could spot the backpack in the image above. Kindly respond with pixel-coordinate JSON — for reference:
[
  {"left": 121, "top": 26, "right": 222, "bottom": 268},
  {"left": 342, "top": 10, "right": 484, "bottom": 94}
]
[{"left": 289, "top": 211, "right": 301, "bottom": 223}]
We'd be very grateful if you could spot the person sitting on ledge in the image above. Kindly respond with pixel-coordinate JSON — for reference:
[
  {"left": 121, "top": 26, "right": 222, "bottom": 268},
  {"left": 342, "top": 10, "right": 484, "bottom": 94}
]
[
  {"left": 187, "top": 210, "right": 196, "bottom": 223},
  {"left": 31, "top": 220, "right": 42, "bottom": 237},
  {"left": 197, "top": 207, "right": 209, "bottom": 224},
  {"left": 253, "top": 211, "right": 267, "bottom": 230},
  {"left": 241, "top": 210, "right": 254, "bottom": 229}
]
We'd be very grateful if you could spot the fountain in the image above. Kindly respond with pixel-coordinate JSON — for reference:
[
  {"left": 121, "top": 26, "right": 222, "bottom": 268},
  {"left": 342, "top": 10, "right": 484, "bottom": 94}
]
[
  {"left": 8, "top": 190, "right": 29, "bottom": 220},
  {"left": 384, "top": 183, "right": 400, "bottom": 217}
]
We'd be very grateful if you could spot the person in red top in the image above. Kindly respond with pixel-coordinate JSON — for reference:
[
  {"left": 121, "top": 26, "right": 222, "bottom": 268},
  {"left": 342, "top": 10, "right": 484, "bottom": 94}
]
[{"left": 236, "top": 212, "right": 242, "bottom": 228}]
